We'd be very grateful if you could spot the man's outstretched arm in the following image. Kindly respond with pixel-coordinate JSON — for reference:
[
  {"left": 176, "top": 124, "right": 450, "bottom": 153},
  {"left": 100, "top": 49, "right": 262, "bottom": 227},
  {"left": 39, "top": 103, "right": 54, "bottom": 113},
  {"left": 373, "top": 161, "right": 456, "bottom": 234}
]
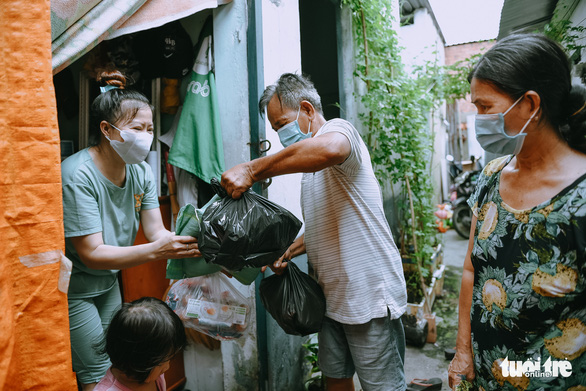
[{"left": 221, "top": 131, "right": 350, "bottom": 198}]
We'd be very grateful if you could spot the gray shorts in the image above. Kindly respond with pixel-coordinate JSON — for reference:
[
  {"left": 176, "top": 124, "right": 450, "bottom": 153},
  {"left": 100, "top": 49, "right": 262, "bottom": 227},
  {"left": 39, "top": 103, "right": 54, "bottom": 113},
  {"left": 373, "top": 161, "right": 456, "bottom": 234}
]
[{"left": 318, "top": 312, "right": 406, "bottom": 391}]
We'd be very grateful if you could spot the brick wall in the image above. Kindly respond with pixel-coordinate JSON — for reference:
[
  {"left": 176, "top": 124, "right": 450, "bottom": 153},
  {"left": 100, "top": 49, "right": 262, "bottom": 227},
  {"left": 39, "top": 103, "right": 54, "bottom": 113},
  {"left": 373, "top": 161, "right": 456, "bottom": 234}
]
[
  {"left": 445, "top": 40, "right": 495, "bottom": 114},
  {"left": 445, "top": 41, "right": 494, "bottom": 66}
]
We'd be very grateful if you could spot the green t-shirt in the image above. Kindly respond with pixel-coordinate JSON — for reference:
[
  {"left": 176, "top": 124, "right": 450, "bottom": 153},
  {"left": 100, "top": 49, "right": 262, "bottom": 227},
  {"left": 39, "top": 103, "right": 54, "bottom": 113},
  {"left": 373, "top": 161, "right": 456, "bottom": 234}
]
[{"left": 61, "top": 148, "right": 159, "bottom": 298}]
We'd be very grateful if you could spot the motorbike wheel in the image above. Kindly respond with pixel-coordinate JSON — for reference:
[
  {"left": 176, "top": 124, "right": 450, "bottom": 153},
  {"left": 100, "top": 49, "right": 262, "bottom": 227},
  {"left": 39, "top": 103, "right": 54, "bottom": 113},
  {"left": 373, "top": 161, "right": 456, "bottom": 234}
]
[{"left": 452, "top": 203, "right": 472, "bottom": 239}]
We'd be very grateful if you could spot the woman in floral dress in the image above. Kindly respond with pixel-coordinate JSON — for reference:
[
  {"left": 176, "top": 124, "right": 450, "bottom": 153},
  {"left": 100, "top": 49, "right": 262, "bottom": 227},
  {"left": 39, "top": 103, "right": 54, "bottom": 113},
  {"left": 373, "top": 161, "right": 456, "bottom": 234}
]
[{"left": 448, "top": 33, "right": 586, "bottom": 390}]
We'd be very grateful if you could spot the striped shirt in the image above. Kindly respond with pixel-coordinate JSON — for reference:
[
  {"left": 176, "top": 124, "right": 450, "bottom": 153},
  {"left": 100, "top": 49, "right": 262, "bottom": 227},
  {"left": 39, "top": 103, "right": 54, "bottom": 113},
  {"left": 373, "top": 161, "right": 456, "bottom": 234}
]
[{"left": 300, "top": 119, "right": 407, "bottom": 324}]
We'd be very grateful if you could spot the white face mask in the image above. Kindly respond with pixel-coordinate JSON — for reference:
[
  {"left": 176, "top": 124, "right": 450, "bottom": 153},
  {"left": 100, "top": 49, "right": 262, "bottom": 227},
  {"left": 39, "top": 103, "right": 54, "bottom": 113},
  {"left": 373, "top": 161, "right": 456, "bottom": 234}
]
[{"left": 106, "top": 123, "right": 153, "bottom": 164}]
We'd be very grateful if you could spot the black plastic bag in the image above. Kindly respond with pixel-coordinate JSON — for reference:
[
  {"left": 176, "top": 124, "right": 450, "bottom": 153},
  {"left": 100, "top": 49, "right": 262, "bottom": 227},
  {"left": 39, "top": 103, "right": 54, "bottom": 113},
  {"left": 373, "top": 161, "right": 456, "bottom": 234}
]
[
  {"left": 199, "top": 178, "right": 303, "bottom": 271},
  {"left": 259, "top": 262, "right": 326, "bottom": 336}
]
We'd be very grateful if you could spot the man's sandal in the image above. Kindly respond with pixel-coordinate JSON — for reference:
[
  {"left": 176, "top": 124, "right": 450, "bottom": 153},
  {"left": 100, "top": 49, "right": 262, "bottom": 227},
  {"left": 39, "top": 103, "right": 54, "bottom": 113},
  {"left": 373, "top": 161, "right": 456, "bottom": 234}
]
[
  {"left": 444, "top": 347, "right": 456, "bottom": 360},
  {"left": 406, "top": 377, "right": 442, "bottom": 391}
]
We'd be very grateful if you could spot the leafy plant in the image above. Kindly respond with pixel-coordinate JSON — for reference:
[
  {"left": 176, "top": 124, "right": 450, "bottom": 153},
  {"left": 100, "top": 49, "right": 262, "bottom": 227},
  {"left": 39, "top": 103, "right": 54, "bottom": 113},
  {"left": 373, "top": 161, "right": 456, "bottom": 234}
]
[
  {"left": 455, "top": 379, "right": 478, "bottom": 391},
  {"left": 543, "top": 19, "right": 586, "bottom": 61},
  {"left": 341, "top": 0, "right": 473, "bottom": 302},
  {"left": 302, "top": 339, "right": 323, "bottom": 391},
  {"left": 542, "top": 12, "right": 586, "bottom": 104},
  {"left": 405, "top": 267, "right": 424, "bottom": 303}
]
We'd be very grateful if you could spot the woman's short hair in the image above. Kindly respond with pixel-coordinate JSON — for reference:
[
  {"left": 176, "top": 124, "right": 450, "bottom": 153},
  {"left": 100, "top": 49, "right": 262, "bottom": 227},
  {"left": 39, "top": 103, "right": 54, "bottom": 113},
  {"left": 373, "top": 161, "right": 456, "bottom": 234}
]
[
  {"left": 88, "top": 70, "right": 153, "bottom": 146},
  {"left": 468, "top": 33, "right": 586, "bottom": 153},
  {"left": 259, "top": 73, "right": 323, "bottom": 116},
  {"left": 98, "top": 297, "right": 187, "bottom": 384}
]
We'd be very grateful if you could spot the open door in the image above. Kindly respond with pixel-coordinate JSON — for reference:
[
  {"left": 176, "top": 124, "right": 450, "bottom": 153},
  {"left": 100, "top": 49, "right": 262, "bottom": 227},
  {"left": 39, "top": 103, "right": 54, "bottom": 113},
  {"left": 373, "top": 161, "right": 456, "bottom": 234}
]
[{"left": 299, "top": 0, "right": 341, "bottom": 120}]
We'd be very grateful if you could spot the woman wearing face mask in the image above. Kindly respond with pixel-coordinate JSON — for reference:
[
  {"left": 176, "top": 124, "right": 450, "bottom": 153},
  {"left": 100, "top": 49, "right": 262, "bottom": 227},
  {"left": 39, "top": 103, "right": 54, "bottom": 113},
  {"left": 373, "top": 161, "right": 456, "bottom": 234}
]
[
  {"left": 448, "top": 33, "right": 586, "bottom": 390},
  {"left": 61, "top": 70, "right": 200, "bottom": 391}
]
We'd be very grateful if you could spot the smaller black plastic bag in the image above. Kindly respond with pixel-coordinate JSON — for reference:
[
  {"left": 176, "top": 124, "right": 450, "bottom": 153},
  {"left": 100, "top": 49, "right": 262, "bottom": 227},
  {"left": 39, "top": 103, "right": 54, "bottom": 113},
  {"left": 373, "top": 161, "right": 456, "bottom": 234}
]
[
  {"left": 259, "top": 262, "right": 326, "bottom": 336},
  {"left": 199, "top": 178, "right": 303, "bottom": 271}
]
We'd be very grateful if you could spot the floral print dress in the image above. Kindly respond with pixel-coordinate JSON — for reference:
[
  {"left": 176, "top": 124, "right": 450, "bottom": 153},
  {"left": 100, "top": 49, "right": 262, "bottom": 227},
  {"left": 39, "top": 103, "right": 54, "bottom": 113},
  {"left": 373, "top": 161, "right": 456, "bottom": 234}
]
[{"left": 467, "top": 156, "right": 586, "bottom": 391}]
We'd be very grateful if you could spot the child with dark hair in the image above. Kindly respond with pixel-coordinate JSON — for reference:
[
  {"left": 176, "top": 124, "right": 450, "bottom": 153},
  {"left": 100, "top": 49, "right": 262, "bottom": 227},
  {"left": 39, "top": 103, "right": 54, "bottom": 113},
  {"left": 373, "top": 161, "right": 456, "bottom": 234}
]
[{"left": 94, "top": 297, "right": 187, "bottom": 391}]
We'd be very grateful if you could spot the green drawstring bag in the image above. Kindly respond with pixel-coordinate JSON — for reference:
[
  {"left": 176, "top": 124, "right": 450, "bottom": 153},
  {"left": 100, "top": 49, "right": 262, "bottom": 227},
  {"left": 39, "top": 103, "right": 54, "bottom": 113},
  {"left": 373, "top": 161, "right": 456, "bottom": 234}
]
[{"left": 166, "top": 196, "right": 261, "bottom": 285}]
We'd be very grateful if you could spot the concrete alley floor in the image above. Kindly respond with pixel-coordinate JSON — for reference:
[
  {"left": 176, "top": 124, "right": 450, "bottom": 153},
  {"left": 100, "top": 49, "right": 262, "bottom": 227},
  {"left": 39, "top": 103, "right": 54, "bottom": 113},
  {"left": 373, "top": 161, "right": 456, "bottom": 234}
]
[
  {"left": 353, "top": 228, "right": 469, "bottom": 391},
  {"left": 402, "top": 229, "right": 469, "bottom": 391}
]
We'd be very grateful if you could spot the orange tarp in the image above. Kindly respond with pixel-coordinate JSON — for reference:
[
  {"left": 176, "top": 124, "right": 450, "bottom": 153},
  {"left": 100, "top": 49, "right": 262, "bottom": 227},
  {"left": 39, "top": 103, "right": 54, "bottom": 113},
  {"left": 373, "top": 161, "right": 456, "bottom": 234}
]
[{"left": 0, "top": 0, "right": 77, "bottom": 389}]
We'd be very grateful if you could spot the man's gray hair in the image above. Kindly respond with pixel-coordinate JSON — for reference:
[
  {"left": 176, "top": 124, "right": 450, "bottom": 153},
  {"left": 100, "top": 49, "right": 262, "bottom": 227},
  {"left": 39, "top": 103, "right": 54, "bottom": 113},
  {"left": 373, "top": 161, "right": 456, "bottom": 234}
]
[{"left": 259, "top": 73, "right": 323, "bottom": 117}]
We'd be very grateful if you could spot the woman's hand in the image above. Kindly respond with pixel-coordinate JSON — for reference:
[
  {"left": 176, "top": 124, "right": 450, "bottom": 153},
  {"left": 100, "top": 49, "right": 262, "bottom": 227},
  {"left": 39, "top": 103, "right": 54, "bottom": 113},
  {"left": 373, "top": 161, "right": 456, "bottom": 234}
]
[
  {"left": 152, "top": 233, "right": 200, "bottom": 259},
  {"left": 449, "top": 216, "right": 477, "bottom": 389},
  {"left": 70, "top": 231, "right": 199, "bottom": 270},
  {"left": 448, "top": 350, "right": 475, "bottom": 389}
]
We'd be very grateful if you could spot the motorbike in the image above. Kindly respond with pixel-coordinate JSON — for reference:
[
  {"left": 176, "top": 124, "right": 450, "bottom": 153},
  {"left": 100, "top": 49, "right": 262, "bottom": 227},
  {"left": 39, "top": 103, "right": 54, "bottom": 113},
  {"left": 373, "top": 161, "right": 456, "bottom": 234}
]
[{"left": 448, "top": 157, "right": 482, "bottom": 239}]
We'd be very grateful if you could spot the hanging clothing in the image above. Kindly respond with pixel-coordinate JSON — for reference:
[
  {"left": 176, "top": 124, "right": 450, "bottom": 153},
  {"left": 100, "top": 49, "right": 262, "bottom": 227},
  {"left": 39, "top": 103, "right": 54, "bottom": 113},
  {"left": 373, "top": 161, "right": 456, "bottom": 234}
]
[
  {"left": 159, "top": 106, "right": 199, "bottom": 210},
  {"left": 167, "top": 17, "right": 225, "bottom": 184}
]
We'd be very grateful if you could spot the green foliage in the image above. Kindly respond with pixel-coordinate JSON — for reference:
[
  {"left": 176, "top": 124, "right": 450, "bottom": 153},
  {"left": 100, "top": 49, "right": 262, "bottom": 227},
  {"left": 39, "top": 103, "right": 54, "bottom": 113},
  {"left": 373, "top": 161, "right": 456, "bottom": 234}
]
[
  {"left": 405, "top": 267, "right": 424, "bottom": 302},
  {"left": 302, "top": 340, "right": 320, "bottom": 376},
  {"left": 455, "top": 379, "right": 478, "bottom": 391},
  {"left": 413, "top": 53, "right": 482, "bottom": 105},
  {"left": 302, "top": 339, "right": 323, "bottom": 390},
  {"left": 340, "top": 0, "right": 473, "bottom": 292},
  {"left": 544, "top": 18, "right": 586, "bottom": 57},
  {"left": 342, "top": 0, "right": 433, "bottom": 261}
]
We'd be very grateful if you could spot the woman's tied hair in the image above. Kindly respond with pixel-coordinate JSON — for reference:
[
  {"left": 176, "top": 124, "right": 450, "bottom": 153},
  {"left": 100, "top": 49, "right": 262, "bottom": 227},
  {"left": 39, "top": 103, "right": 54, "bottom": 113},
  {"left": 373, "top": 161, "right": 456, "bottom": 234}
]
[
  {"left": 468, "top": 33, "right": 586, "bottom": 153},
  {"left": 89, "top": 69, "right": 153, "bottom": 146},
  {"left": 259, "top": 73, "right": 323, "bottom": 116}
]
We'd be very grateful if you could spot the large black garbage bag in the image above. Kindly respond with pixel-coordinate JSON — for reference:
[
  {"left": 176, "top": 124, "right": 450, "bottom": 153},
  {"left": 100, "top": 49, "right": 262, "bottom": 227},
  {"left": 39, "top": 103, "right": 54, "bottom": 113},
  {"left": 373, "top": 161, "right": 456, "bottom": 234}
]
[
  {"left": 259, "top": 262, "right": 326, "bottom": 336},
  {"left": 199, "top": 178, "right": 303, "bottom": 271}
]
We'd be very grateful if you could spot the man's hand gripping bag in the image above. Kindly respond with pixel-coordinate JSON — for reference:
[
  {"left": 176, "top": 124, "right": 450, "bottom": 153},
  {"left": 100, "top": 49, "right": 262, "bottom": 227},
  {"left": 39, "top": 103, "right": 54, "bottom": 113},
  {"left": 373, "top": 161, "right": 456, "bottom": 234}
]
[
  {"left": 198, "top": 178, "right": 303, "bottom": 271},
  {"left": 259, "top": 262, "right": 326, "bottom": 336}
]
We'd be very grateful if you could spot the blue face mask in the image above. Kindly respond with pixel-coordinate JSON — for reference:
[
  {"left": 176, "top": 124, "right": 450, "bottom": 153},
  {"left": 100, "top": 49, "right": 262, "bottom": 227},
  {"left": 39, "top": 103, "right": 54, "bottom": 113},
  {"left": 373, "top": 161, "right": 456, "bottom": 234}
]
[
  {"left": 475, "top": 95, "right": 538, "bottom": 155},
  {"left": 277, "top": 107, "right": 312, "bottom": 148}
]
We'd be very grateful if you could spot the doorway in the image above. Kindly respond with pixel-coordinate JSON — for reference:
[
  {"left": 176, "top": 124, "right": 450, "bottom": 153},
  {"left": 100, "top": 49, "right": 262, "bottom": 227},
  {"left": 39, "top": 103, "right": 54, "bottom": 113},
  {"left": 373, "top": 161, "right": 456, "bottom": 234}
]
[{"left": 299, "top": 0, "right": 341, "bottom": 120}]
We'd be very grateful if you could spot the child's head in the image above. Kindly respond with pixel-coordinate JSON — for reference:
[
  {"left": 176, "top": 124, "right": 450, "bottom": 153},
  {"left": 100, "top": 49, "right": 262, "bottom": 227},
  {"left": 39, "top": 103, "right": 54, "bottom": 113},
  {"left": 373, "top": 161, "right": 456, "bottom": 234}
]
[{"left": 102, "top": 297, "right": 187, "bottom": 384}]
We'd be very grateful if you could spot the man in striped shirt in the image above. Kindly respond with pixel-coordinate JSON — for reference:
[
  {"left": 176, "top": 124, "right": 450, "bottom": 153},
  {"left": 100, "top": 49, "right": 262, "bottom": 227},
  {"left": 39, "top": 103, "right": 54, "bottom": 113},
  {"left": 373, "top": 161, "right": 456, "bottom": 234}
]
[{"left": 221, "top": 73, "right": 407, "bottom": 391}]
